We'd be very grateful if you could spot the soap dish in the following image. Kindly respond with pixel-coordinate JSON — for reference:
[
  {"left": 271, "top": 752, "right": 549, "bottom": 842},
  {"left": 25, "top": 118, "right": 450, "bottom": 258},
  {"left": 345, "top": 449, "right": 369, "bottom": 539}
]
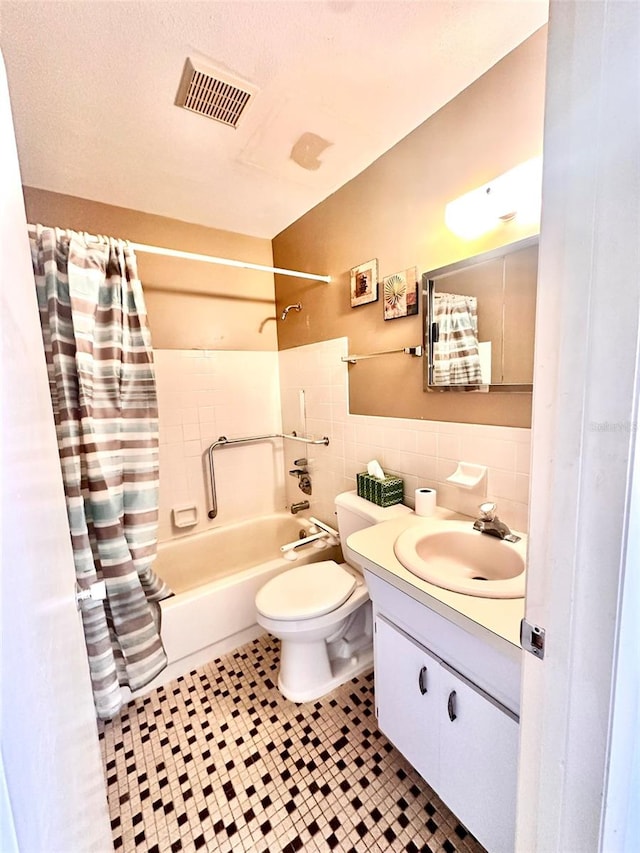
[
  {"left": 172, "top": 504, "right": 199, "bottom": 528},
  {"left": 446, "top": 462, "right": 487, "bottom": 491}
]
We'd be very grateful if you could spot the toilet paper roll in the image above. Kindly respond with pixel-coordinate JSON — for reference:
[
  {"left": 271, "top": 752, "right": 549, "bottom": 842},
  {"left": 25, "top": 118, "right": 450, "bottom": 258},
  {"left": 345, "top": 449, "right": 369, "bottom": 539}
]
[{"left": 415, "top": 488, "right": 437, "bottom": 517}]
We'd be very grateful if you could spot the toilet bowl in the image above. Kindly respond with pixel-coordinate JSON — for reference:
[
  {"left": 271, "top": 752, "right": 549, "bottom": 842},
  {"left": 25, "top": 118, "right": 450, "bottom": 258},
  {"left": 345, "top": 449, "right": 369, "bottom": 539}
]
[
  {"left": 256, "top": 560, "right": 372, "bottom": 702},
  {"left": 255, "top": 491, "right": 412, "bottom": 703}
]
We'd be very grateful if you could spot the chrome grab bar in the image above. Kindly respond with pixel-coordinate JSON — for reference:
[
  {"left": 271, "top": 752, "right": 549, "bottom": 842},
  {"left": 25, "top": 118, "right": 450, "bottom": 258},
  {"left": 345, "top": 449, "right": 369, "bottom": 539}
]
[{"left": 206, "top": 432, "right": 330, "bottom": 519}]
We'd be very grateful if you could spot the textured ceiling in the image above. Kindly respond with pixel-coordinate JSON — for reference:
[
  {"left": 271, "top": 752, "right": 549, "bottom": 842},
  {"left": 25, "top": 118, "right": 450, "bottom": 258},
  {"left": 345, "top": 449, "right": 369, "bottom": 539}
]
[{"left": 0, "top": 1, "right": 548, "bottom": 239}]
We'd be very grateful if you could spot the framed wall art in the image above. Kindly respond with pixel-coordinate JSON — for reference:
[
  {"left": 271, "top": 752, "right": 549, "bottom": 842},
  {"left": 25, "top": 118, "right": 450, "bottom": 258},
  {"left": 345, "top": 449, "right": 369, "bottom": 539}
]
[
  {"left": 349, "top": 259, "right": 379, "bottom": 307},
  {"left": 383, "top": 266, "right": 419, "bottom": 320}
]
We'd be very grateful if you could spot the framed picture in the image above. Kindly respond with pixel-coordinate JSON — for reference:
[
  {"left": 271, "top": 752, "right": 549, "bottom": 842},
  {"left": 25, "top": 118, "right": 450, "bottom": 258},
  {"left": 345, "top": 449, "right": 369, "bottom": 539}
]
[
  {"left": 383, "top": 266, "right": 419, "bottom": 320},
  {"left": 350, "top": 259, "right": 379, "bottom": 307}
]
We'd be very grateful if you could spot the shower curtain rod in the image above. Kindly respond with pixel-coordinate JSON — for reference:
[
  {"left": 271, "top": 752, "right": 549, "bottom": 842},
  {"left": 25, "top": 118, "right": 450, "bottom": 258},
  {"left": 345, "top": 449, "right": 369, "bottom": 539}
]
[
  {"left": 129, "top": 242, "right": 331, "bottom": 283},
  {"left": 27, "top": 225, "right": 331, "bottom": 283}
]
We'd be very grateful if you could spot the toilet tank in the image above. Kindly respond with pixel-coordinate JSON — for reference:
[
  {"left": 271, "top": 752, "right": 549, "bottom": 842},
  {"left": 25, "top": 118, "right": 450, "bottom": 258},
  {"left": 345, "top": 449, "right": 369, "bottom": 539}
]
[{"left": 335, "top": 490, "right": 412, "bottom": 569}]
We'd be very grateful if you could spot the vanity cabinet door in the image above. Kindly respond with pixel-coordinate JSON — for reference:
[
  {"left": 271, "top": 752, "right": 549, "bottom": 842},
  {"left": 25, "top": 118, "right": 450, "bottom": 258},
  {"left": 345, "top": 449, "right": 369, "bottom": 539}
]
[
  {"left": 437, "top": 663, "right": 519, "bottom": 853},
  {"left": 374, "top": 614, "right": 520, "bottom": 853},
  {"left": 374, "top": 616, "right": 440, "bottom": 785}
]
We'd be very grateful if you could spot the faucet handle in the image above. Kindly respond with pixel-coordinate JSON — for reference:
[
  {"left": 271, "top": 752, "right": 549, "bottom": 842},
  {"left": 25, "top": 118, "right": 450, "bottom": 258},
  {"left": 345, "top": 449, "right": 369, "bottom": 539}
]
[
  {"left": 478, "top": 501, "right": 497, "bottom": 520},
  {"left": 294, "top": 457, "right": 308, "bottom": 467}
]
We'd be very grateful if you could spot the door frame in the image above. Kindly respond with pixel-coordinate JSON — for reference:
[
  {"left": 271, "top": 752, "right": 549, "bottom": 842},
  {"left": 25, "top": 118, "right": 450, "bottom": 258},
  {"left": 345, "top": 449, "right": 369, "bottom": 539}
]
[
  {"left": 516, "top": 2, "right": 640, "bottom": 850},
  {"left": 0, "top": 50, "right": 112, "bottom": 853}
]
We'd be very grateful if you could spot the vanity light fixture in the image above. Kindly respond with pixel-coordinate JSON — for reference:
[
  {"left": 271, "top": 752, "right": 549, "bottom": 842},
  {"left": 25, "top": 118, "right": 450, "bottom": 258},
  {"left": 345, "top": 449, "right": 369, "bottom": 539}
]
[{"left": 445, "top": 156, "right": 543, "bottom": 240}]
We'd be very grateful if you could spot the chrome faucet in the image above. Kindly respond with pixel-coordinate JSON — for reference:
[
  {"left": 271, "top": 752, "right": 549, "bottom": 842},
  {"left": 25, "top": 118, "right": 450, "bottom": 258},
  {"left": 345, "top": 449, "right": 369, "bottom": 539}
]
[
  {"left": 288, "top": 459, "right": 312, "bottom": 495},
  {"left": 290, "top": 500, "right": 310, "bottom": 514},
  {"left": 473, "top": 502, "right": 521, "bottom": 543},
  {"left": 281, "top": 302, "right": 302, "bottom": 321}
]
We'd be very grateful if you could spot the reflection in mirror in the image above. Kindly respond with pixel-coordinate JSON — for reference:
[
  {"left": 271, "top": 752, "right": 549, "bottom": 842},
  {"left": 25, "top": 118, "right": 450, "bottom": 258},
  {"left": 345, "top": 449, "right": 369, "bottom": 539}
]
[{"left": 422, "top": 236, "right": 538, "bottom": 391}]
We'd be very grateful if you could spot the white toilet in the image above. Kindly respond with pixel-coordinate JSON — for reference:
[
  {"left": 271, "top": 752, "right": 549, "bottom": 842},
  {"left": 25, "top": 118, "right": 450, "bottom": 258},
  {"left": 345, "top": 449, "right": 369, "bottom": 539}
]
[{"left": 255, "top": 490, "right": 411, "bottom": 702}]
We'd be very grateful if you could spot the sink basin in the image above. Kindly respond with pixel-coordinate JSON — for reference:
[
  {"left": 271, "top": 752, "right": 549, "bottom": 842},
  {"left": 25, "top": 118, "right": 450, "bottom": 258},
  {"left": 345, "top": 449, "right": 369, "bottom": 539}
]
[{"left": 394, "top": 519, "right": 526, "bottom": 599}]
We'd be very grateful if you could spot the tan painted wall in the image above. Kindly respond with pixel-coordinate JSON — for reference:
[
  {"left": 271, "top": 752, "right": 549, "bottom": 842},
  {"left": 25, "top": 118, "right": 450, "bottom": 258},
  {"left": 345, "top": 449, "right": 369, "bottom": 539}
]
[
  {"left": 273, "top": 28, "right": 547, "bottom": 427},
  {"left": 22, "top": 187, "right": 277, "bottom": 351}
]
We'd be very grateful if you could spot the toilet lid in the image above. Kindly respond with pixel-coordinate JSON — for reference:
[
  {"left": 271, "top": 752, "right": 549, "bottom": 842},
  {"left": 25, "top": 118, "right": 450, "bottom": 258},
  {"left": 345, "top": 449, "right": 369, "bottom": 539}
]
[{"left": 255, "top": 561, "right": 357, "bottom": 621}]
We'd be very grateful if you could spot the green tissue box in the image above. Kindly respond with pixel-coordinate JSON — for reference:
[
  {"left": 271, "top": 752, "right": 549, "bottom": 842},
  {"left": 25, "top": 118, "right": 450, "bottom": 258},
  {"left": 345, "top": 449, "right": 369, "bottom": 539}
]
[{"left": 356, "top": 471, "right": 404, "bottom": 507}]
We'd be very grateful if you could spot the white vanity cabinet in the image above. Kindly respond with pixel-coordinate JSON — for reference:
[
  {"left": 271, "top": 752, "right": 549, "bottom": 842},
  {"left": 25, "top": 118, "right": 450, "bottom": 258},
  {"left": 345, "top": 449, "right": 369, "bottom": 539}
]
[
  {"left": 436, "top": 657, "right": 519, "bottom": 853},
  {"left": 374, "top": 613, "right": 519, "bottom": 853},
  {"left": 375, "top": 615, "right": 441, "bottom": 784},
  {"left": 347, "top": 512, "right": 524, "bottom": 853}
]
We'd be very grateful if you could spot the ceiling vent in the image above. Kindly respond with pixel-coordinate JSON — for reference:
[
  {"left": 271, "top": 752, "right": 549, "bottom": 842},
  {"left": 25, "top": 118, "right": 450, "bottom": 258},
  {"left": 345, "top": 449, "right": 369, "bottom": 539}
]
[{"left": 175, "top": 58, "right": 257, "bottom": 129}]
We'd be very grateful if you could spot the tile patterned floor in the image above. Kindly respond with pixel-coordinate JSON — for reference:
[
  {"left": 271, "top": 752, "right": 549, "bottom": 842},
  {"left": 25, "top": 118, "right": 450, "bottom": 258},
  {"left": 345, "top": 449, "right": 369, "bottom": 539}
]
[{"left": 98, "top": 635, "right": 485, "bottom": 853}]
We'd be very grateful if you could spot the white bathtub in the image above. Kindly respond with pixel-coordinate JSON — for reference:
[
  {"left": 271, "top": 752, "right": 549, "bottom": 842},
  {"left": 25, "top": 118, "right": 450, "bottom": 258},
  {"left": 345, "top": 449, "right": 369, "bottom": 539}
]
[{"left": 128, "top": 513, "right": 341, "bottom": 698}]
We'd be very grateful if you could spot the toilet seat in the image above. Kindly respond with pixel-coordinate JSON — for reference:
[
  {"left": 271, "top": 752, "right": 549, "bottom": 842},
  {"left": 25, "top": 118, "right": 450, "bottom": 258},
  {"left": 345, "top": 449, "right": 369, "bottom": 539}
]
[{"left": 255, "top": 561, "right": 356, "bottom": 621}]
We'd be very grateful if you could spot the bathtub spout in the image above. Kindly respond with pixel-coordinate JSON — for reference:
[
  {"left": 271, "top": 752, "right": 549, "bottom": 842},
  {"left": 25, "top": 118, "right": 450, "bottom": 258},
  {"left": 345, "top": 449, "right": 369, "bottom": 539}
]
[{"left": 291, "top": 500, "right": 310, "bottom": 514}]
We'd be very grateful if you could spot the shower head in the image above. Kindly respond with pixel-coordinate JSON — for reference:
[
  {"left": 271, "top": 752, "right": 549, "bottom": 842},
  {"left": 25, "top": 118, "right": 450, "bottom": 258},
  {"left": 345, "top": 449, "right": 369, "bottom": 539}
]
[{"left": 281, "top": 302, "right": 302, "bottom": 321}]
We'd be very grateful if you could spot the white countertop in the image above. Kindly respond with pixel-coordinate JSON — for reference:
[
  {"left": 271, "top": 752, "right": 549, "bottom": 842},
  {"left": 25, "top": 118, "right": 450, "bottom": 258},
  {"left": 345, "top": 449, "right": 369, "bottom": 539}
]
[{"left": 348, "top": 507, "right": 525, "bottom": 649}]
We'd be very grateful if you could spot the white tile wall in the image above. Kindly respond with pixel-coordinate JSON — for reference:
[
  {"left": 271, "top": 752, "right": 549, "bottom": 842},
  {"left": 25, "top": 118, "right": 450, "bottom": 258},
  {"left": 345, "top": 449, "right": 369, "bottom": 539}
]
[
  {"left": 154, "top": 350, "right": 284, "bottom": 542},
  {"left": 155, "top": 339, "right": 531, "bottom": 544},
  {"left": 278, "top": 338, "right": 532, "bottom": 533}
]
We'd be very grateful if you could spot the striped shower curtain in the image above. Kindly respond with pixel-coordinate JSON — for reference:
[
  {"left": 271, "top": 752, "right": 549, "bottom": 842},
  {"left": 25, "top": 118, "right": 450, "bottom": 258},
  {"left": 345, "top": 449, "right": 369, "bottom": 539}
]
[
  {"left": 29, "top": 225, "right": 171, "bottom": 720},
  {"left": 432, "top": 292, "right": 484, "bottom": 385}
]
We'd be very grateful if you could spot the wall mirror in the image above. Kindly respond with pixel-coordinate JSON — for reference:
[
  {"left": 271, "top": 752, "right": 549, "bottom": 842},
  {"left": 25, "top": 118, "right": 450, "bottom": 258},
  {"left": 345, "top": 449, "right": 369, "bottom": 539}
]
[{"left": 422, "top": 236, "right": 538, "bottom": 391}]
